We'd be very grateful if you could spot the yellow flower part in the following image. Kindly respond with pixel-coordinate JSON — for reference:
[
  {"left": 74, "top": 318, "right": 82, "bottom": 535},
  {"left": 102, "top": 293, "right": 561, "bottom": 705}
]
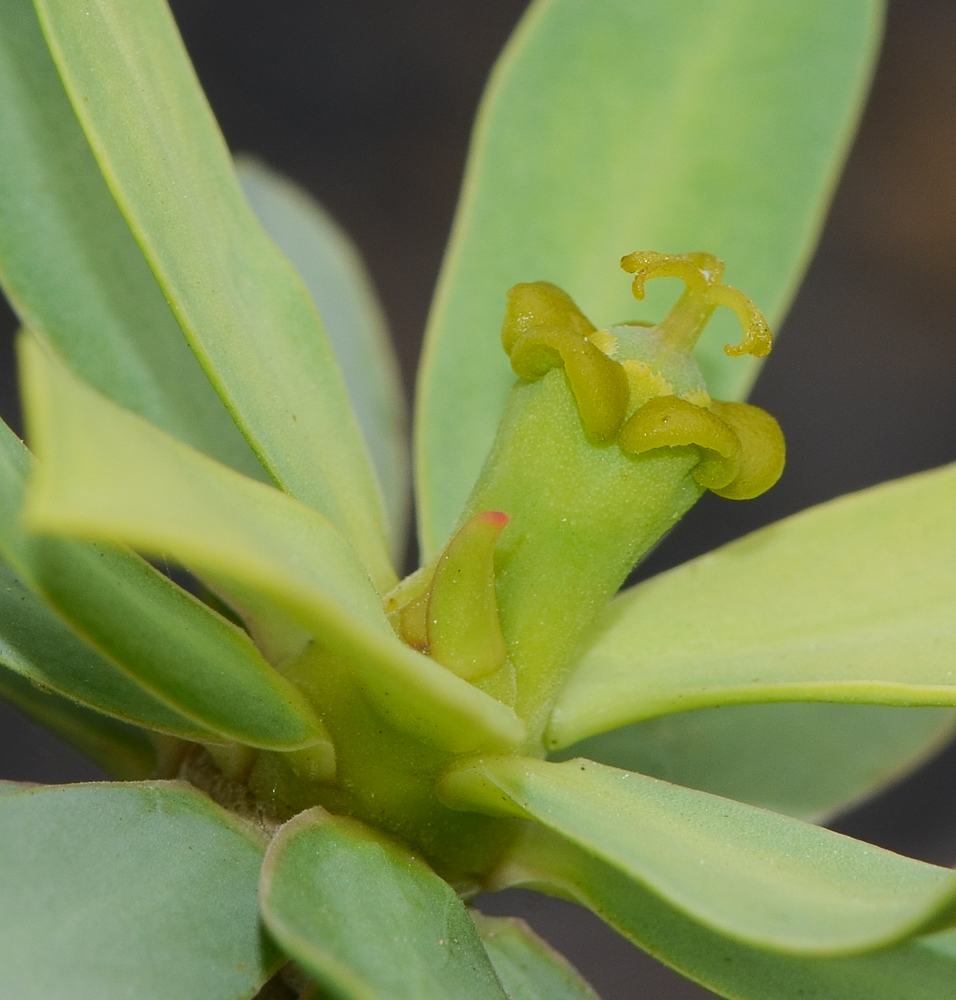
[
  {"left": 500, "top": 252, "right": 784, "bottom": 500},
  {"left": 619, "top": 395, "right": 741, "bottom": 491}
]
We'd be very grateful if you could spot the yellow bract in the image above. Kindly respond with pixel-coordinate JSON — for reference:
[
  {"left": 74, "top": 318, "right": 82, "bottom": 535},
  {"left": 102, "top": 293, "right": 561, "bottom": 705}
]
[
  {"left": 509, "top": 324, "right": 630, "bottom": 443},
  {"left": 708, "top": 400, "right": 786, "bottom": 499},
  {"left": 500, "top": 281, "right": 595, "bottom": 354},
  {"left": 619, "top": 396, "right": 741, "bottom": 491}
]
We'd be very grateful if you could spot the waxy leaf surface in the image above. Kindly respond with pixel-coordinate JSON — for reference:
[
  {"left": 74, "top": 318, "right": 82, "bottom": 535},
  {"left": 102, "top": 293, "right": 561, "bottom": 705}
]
[
  {"left": 260, "top": 809, "right": 510, "bottom": 1000},
  {"left": 0, "top": 782, "right": 279, "bottom": 1000},
  {"left": 0, "top": 551, "right": 200, "bottom": 755},
  {"left": 17, "top": 338, "right": 325, "bottom": 749},
  {"left": 560, "top": 702, "right": 956, "bottom": 821},
  {"left": 0, "top": 409, "right": 296, "bottom": 746},
  {"left": 33, "top": 0, "right": 395, "bottom": 592},
  {"left": 416, "top": 0, "right": 882, "bottom": 556},
  {"left": 0, "top": 780, "right": 33, "bottom": 795},
  {"left": 441, "top": 756, "right": 956, "bottom": 956},
  {"left": 0, "top": 0, "right": 264, "bottom": 479},
  {"left": 498, "top": 824, "right": 956, "bottom": 1000},
  {"left": 552, "top": 464, "right": 956, "bottom": 747},
  {"left": 21, "top": 338, "right": 524, "bottom": 754},
  {"left": 238, "top": 158, "right": 410, "bottom": 562},
  {"left": 471, "top": 912, "right": 600, "bottom": 1000}
]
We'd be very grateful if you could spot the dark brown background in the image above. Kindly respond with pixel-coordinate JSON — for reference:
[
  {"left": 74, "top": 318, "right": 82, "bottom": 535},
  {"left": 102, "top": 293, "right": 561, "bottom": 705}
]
[{"left": 2, "top": 2, "right": 956, "bottom": 997}]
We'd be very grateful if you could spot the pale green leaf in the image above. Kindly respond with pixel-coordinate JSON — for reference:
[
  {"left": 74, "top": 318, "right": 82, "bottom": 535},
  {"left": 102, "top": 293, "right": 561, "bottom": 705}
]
[
  {"left": 471, "top": 912, "right": 601, "bottom": 1000},
  {"left": 0, "top": 781, "right": 32, "bottom": 795},
  {"left": 440, "top": 756, "right": 956, "bottom": 956},
  {"left": 20, "top": 335, "right": 524, "bottom": 754},
  {"left": 32, "top": 0, "right": 395, "bottom": 592},
  {"left": 0, "top": 0, "right": 264, "bottom": 479},
  {"left": 0, "top": 661, "right": 156, "bottom": 779},
  {"left": 0, "top": 414, "right": 300, "bottom": 745},
  {"left": 26, "top": 536, "right": 327, "bottom": 751},
  {"left": 415, "top": 0, "right": 883, "bottom": 556},
  {"left": 551, "top": 463, "right": 956, "bottom": 748},
  {"left": 3, "top": 364, "right": 322, "bottom": 750},
  {"left": 0, "top": 540, "right": 217, "bottom": 745},
  {"left": 237, "top": 158, "right": 410, "bottom": 563},
  {"left": 259, "top": 808, "right": 509, "bottom": 1000},
  {"left": 0, "top": 782, "right": 280, "bottom": 999},
  {"left": 496, "top": 824, "right": 956, "bottom": 1000},
  {"left": 558, "top": 703, "right": 956, "bottom": 822}
]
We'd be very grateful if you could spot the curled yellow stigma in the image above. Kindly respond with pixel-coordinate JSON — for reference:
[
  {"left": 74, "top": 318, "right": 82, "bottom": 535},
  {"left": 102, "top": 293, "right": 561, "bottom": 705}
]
[{"left": 620, "top": 250, "right": 772, "bottom": 358}]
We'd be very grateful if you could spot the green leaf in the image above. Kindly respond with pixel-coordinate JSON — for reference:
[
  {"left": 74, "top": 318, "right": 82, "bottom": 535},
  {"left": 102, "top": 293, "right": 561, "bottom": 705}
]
[
  {"left": 259, "top": 808, "right": 509, "bottom": 1000},
  {"left": 415, "top": 0, "right": 883, "bottom": 557},
  {"left": 0, "top": 662, "right": 156, "bottom": 779},
  {"left": 0, "top": 536, "right": 218, "bottom": 745},
  {"left": 496, "top": 824, "right": 956, "bottom": 1000},
  {"left": 32, "top": 0, "right": 395, "bottom": 593},
  {"left": 4, "top": 397, "right": 322, "bottom": 753},
  {"left": 0, "top": 781, "right": 280, "bottom": 1000},
  {"left": 557, "top": 703, "right": 956, "bottom": 822},
  {"left": 440, "top": 756, "right": 956, "bottom": 956},
  {"left": 0, "top": 416, "right": 302, "bottom": 746},
  {"left": 20, "top": 335, "right": 524, "bottom": 754},
  {"left": 28, "top": 537, "right": 327, "bottom": 751},
  {"left": 550, "top": 463, "right": 956, "bottom": 748},
  {"left": 471, "top": 912, "right": 601, "bottom": 1000},
  {"left": 0, "top": 780, "right": 33, "bottom": 795},
  {"left": 0, "top": 0, "right": 264, "bottom": 480},
  {"left": 31, "top": 537, "right": 328, "bottom": 750},
  {"left": 237, "top": 158, "right": 410, "bottom": 563}
]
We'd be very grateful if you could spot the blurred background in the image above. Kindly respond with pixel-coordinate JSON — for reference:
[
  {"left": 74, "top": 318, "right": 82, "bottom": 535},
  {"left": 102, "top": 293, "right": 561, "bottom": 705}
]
[{"left": 1, "top": 1, "right": 956, "bottom": 997}]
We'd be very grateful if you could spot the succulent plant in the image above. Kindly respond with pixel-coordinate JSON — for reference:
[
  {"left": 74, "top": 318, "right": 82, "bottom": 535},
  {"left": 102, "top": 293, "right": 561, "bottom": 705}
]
[{"left": 3, "top": 1, "right": 956, "bottom": 998}]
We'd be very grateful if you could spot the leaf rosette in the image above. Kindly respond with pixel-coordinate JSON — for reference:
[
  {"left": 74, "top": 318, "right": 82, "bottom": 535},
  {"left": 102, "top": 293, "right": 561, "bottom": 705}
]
[{"left": 4, "top": 2, "right": 956, "bottom": 1000}]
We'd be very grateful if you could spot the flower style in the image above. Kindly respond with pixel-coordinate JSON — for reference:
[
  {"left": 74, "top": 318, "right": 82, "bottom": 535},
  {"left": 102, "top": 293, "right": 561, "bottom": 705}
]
[{"left": 2, "top": 2, "right": 956, "bottom": 1000}]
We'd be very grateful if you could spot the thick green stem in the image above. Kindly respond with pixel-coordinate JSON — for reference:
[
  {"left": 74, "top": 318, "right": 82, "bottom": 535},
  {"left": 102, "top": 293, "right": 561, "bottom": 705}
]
[{"left": 248, "top": 645, "right": 520, "bottom": 890}]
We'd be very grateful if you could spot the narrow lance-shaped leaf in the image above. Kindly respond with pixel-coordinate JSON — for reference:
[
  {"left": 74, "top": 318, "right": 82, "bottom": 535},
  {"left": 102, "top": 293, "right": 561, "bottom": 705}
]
[
  {"left": 495, "top": 822, "right": 956, "bottom": 1000},
  {"left": 0, "top": 0, "right": 265, "bottom": 480},
  {"left": 237, "top": 158, "right": 410, "bottom": 563},
  {"left": 440, "top": 756, "right": 956, "bottom": 956},
  {"left": 550, "top": 463, "right": 956, "bottom": 748},
  {"left": 0, "top": 411, "right": 292, "bottom": 746},
  {"left": 32, "top": 0, "right": 395, "bottom": 593},
  {"left": 0, "top": 532, "right": 217, "bottom": 746},
  {"left": 0, "top": 659, "right": 156, "bottom": 780},
  {"left": 416, "top": 0, "right": 883, "bottom": 556},
  {"left": 12, "top": 339, "right": 325, "bottom": 750},
  {"left": 20, "top": 335, "right": 525, "bottom": 754},
  {"left": 0, "top": 782, "right": 281, "bottom": 1000},
  {"left": 558, "top": 702, "right": 956, "bottom": 822},
  {"left": 470, "top": 912, "right": 601, "bottom": 1000},
  {"left": 259, "top": 808, "right": 510, "bottom": 1000},
  {"left": 26, "top": 537, "right": 327, "bottom": 752}
]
